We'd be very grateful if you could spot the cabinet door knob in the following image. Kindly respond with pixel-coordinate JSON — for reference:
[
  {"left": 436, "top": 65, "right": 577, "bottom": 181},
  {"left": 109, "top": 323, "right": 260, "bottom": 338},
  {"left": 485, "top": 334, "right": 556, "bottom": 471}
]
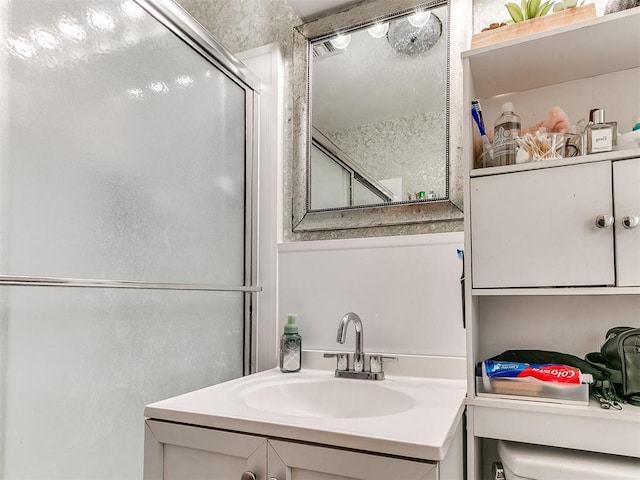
[
  {"left": 241, "top": 472, "right": 257, "bottom": 480},
  {"left": 595, "top": 214, "right": 614, "bottom": 229},
  {"left": 622, "top": 215, "right": 640, "bottom": 229}
]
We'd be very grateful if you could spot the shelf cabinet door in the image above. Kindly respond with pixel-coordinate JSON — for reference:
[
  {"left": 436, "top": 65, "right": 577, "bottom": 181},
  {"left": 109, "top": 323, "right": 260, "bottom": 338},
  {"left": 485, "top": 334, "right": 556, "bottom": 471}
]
[
  {"left": 268, "top": 440, "right": 438, "bottom": 480},
  {"left": 144, "top": 420, "right": 267, "bottom": 480},
  {"left": 471, "top": 161, "right": 615, "bottom": 288},
  {"left": 614, "top": 158, "right": 640, "bottom": 286}
]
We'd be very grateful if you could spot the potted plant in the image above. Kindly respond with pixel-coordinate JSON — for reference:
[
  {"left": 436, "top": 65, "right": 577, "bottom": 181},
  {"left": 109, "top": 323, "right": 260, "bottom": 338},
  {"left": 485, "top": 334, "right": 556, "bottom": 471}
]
[
  {"left": 471, "top": 0, "right": 597, "bottom": 49},
  {"left": 505, "top": 0, "right": 556, "bottom": 23}
]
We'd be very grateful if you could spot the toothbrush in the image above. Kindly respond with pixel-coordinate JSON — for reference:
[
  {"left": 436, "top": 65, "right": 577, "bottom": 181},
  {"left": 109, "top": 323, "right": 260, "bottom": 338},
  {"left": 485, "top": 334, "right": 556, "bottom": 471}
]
[
  {"left": 471, "top": 100, "right": 486, "bottom": 133},
  {"left": 471, "top": 100, "right": 493, "bottom": 160}
]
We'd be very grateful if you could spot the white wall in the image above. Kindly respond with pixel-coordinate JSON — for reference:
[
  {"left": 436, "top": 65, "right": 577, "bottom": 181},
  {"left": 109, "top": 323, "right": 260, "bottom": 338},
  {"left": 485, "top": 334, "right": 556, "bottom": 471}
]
[
  {"left": 278, "top": 232, "right": 466, "bottom": 358},
  {"left": 478, "top": 68, "right": 640, "bottom": 138}
]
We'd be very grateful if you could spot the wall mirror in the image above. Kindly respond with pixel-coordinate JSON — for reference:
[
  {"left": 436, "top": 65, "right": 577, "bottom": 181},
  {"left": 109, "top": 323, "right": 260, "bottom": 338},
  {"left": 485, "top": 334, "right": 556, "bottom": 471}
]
[{"left": 292, "top": 0, "right": 464, "bottom": 233}]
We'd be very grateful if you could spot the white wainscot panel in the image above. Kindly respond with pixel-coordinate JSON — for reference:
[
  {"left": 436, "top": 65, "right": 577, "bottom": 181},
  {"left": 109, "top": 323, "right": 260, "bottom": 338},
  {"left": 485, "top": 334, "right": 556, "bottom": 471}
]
[{"left": 278, "top": 232, "right": 466, "bottom": 357}]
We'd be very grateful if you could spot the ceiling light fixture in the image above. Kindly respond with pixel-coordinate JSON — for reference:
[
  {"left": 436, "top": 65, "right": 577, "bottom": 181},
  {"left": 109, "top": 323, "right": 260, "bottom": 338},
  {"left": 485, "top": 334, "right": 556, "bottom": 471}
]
[
  {"left": 387, "top": 13, "right": 442, "bottom": 55},
  {"left": 408, "top": 10, "right": 431, "bottom": 28},
  {"left": 367, "top": 22, "right": 389, "bottom": 39},
  {"left": 329, "top": 33, "right": 351, "bottom": 49}
]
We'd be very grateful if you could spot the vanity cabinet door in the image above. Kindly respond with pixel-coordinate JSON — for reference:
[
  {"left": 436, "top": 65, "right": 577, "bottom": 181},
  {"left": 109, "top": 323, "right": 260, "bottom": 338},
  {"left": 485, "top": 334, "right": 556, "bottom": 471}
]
[
  {"left": 267, "top": 440, "right": 438, "bottom": 480},
  {"left": 613, "top": 158, "right": 640, "bottom": 286},
  {"left": 471, "top": 161, "right": 615, "bottom": 288},
  {"left": 144, "top": 420, "right": 267, "bottom": 480}
]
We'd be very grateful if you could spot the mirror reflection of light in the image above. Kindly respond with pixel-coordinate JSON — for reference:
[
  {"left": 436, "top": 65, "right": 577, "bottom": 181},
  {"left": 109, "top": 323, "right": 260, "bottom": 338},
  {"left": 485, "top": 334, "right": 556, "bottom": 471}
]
[
  {"left": 329, "top": 33, "right": 351, "bottom": 49},
  {"left": 30, "top": 28, "right": 58, "bottom": 49},
  {"left": 58, "top": 18, "right": 86, "bottom": 41},
  {"left": 408, "top": 10, "right": 431, "bottom": 28},
  {"left": 175, "top": 75, "right": 194, "bottom": 88},
  {"left": 7, "top": 36, "right": 37, "bottom": 59},
  {"left": 149, "top": 81, "right": 168, "bottom": 94},
  {"left": 87, "top": 9, "right": 116, "bottom": 31},
  {"left": 121, "top": 0, "right": 145, "bottom": 20},
  {"left": 126, "top": 87, "right": 145, "bottom": 99},
  {"left": 367, "top": 23, "right": 389, "bottom": 39},
  {"left": 204, "top": 70, "right": 212, "bottom": 78}
]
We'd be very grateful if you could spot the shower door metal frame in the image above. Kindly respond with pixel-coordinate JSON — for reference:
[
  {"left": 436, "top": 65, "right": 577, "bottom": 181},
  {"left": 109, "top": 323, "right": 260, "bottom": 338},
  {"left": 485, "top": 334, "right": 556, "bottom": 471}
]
[{"left": 0, "top": 0, "right": 262, "bottom": 375}]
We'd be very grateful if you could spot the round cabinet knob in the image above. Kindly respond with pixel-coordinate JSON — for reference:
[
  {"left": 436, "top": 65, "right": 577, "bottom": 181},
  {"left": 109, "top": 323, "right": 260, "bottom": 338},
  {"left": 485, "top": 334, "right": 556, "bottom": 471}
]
[
  {"left": 241, "top": 472, "right": 256, "bottom": 480},
  {"left": 595, "top": 214, "right": 614, "bottom": 229},
  {"left": 622, "top": 215, "right": 640, "bottom": 229}
]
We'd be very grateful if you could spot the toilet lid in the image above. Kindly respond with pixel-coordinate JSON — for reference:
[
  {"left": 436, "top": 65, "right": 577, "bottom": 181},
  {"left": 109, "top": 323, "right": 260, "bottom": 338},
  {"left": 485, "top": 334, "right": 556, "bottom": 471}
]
[{"left": 498, "top": 441, "right": 640, "bottom": 480}]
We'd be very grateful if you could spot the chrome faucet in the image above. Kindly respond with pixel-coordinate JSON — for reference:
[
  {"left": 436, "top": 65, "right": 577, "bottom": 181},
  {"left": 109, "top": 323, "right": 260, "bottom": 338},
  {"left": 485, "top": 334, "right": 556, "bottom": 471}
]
[
  {"left": 336, "top": 312, "right": 364, "bottom": 371},
  {"left": 324, "top": 312, "right": 397, "bottom": 380}
]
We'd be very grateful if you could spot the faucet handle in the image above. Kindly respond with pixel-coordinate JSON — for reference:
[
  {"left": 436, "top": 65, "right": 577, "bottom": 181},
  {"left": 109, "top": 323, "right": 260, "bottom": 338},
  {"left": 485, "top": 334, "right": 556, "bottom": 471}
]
[
  {"left": 369, "top": 355, "right": 398, "bottom": 374},
  {"left": 323, "top": 352, "right": 349, "bottom": 371},
  {"left": 353, "top": 354, "right": 364, "bottom": 373}
]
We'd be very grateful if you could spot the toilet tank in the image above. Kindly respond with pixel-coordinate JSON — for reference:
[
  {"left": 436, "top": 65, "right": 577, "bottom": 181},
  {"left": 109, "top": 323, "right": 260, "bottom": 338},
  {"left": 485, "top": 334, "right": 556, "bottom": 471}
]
[{"left": 497, "top": 440, "right": 640, "bottom": 480}]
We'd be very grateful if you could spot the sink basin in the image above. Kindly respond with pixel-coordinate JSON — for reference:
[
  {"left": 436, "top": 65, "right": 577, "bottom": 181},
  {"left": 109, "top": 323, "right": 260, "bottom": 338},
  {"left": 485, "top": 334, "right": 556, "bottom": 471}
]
[
  {"left": 234, "top": 375, "right": 414, "bottom": 418},
  {"left": 145, "top": 367, "right": 468, "bottom": 461}
]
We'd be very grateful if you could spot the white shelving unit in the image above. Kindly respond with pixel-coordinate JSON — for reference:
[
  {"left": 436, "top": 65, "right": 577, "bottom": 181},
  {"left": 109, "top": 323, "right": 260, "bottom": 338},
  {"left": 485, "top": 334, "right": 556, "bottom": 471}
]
[
  {"left": 464, "top": 8, "right": 640, "bottom": 99},
  {"left": 468, "top": 148, "right": 640, "bottom": 178},
  {"left": 471, "top": 397, "right": 640, "bottom": 457},
  {"left": 472, "top": 286, "right": 640, "bottom": 296},
  {"left": 462, "top": 8, "right": 640, "bottom": 480}
]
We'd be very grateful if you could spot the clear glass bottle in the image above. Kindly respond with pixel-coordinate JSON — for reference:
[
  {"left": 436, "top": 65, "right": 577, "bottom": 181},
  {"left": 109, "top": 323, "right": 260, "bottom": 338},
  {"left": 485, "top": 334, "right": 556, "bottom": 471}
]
[
  {"left": 280, "top": 313, "right": 302, "bottom": 373},
  {"left": 493, "top": 102, "right": 521, "bottom": 166}
]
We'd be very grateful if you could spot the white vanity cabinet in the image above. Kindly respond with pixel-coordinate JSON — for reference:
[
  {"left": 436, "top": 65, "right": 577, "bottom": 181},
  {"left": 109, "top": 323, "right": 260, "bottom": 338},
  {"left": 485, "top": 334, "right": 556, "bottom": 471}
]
[
  {"left": 143, "top": 369, "right": 466, "bottom": 480},
  {"left": 462, "top": 8, "right": 640, "bottom": 479},
  {"left": 144, "top": 421, "right": 266, "bottom": 480},
  {"left": 471, "top": 158, "right": 640, "bottom": 288},
  {"left": 267, "top": 440, "right": 438, "bottom": 480},
  {"left": 144, "top": 420, "right": 439, "bottom": 480}
]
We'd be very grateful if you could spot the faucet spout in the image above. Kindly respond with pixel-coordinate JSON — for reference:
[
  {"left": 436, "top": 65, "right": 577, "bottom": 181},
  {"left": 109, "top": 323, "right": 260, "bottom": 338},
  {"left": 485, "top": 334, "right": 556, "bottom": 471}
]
[{"left": 336, "top": 312, "right": 363, "bottom": 356}]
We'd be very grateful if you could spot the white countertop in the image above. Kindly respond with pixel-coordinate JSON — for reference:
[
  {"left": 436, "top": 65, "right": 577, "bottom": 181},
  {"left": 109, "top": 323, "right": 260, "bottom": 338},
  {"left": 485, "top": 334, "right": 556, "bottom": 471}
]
[{"left": 144, "top": 367, "right": 467, "bottom": 461}]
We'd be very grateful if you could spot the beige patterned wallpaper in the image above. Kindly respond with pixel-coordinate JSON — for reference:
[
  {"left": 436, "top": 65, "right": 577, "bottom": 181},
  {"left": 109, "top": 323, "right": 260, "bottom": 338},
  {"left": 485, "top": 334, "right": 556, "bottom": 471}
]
[
  {"left": 326, "top": 111, "right": 448, "bottom": 200},
  {"left": 177, "top": 0, "right": 300, "bottom": 56}
]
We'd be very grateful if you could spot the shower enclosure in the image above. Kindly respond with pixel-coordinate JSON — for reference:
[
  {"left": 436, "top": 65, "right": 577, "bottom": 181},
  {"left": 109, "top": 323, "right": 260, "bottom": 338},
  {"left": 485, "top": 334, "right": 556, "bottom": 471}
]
[{"left": 0, "top": 0, "right": 259, "bottom": 477}]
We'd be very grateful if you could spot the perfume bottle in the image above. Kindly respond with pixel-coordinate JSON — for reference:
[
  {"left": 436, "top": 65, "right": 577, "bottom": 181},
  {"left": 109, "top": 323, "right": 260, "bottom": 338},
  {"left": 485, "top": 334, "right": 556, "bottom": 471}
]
[{"left": 586, "top": 108, "right": 617, "bottom": 154}]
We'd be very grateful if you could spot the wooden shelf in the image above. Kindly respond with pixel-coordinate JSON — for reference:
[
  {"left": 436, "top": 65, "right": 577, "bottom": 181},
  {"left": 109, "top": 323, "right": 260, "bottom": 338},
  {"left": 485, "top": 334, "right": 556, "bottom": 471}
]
[
  {"left": 469, "top": 396, "right": 640, "bottom": 457},
  {"left": 462, "top": 8, "right": 640, "bottom": 99},
  {"left": 470, "top": 4, "right": 596, "bottom": 49},
  {"left": 469, "top": 148, "right": 640, "bottom": 178}
]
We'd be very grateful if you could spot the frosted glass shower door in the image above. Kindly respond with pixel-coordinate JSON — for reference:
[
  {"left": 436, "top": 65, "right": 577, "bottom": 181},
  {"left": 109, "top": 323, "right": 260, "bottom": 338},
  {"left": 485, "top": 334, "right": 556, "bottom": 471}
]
[{"left": 0, "top": 0, "right": 258, "bottom": 478}]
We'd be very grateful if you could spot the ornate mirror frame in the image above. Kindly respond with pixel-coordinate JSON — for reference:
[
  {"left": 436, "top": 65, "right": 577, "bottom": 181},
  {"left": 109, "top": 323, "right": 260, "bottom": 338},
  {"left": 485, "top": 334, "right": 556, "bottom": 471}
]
[{"left": 291, "top": 0, "right": 466, "bottom": 235}]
